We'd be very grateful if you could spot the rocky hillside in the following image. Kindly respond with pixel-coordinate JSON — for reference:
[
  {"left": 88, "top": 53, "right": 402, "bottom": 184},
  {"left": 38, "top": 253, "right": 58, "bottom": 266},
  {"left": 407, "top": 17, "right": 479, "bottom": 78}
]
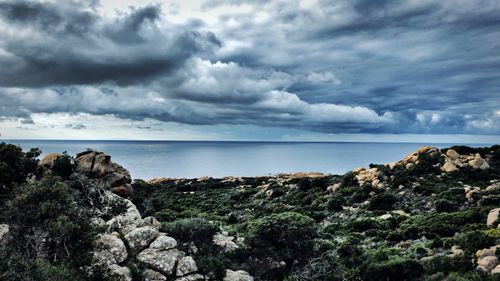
[{"left": 1, "top": 143, "right": 500, "bottom": 281}]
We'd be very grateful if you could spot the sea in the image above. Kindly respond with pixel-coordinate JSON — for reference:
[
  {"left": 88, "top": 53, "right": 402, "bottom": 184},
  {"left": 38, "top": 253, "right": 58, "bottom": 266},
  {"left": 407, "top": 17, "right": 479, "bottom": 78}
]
[{"left": 4, "top": 140, "right": 495, "bottom": 180}]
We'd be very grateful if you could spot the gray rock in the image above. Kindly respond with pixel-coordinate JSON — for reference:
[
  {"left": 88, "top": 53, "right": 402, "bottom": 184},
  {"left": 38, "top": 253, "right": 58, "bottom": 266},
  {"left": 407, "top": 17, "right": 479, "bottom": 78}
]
[
  {"left": 150, "top": 235, "right": 178, "bottom": 250},
  {"left": 223, "top": 270, "right": 254, "bottom": 281},
  {"left": 175, "top": 274, "right": 205, "bottom": 281},
  {"left": 213, "top": 233, "right": 239, "bottom": 252},
  {"left": 106, "top": 197, "right": 142, "bottom": 234},
  {"left": 140, "top": 217, "right": 162, "bottom": 230},
  {"left": 0, "top": 224, "right": 9, "bottom": 245},
  {"left": 107, "top": 264, "right": 132, "bottom": 281},
  {"left": 144, "top": 269, "right": 167, "bottom": 281},
  {"left": 176, "top": 256, "right": 198, "bottom": 277},
  {"left": 124, "top": 226, "right": 159, "bottom": 252},
  {"left": 137, "top": 248, "right": 184, "bottom": 276},
  {"left": 95, "top": 233, "right": 128, "bottom": 263}
]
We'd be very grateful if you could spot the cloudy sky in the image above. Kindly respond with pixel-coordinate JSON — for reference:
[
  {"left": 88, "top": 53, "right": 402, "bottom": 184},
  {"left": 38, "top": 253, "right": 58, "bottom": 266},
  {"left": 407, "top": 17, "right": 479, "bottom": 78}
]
[{"left": 0, "top": 0, "right": 499, "bottom": 142}]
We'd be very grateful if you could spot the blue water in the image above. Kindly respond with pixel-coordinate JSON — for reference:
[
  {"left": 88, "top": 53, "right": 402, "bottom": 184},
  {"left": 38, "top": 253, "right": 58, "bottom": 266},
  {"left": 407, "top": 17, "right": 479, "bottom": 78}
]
[{"left": 4, "top": 140, "right": 495, "bottom": 179}]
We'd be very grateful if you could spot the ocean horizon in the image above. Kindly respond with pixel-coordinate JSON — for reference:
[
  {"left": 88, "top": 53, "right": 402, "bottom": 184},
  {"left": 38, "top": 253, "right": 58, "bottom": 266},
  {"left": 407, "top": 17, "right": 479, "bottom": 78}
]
[{"left": 5, "top": 139, "right": 495, "bottom": 180}]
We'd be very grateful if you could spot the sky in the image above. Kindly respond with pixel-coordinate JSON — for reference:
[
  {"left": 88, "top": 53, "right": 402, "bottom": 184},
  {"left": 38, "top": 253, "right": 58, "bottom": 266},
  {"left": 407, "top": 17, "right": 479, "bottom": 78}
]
[{"left": 0, "top": 0, "right": 499, "bottom": 142}]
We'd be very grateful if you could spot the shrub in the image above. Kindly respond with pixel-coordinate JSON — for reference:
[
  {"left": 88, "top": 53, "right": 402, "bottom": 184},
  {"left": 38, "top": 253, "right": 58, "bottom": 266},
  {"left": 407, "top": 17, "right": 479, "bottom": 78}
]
[
  {"left": 5, "top": 177, "right": 96, "bottom": 266},
  {"left": 368, "top": 193, "right": 399, "bottom": 211},
  {"left": 163, "top": 218, "right": 218, "bottom": 246},
  {"left": 363, "top": 258, "right": 423, "bottom": 281},
  {"left": 0, "top": 142, "right": 40, "bottom": 193},
  {"left": 435, "top": 199, "right": 459, "bottom": 213},
  {"left": 51, "top": 152, "right": 74, "bottom": 180},
  {"left": 0, "top": 257, "right": 82, "bottom": 281},
  {"left": 452, "top": 231, "right": 496, "bottom": 256},
  {"left": 326, "top": 195, "right": 345, "bottom": 211}
]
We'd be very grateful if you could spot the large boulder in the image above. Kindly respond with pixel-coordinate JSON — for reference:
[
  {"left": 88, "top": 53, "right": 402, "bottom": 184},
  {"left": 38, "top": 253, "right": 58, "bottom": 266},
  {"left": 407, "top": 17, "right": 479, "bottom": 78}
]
[
  {"left": 95, "top": 233, "right": 128, "bottom": 263},
  {"left": 137, "top": 248, "right": 185, "bottom": 277},
  {"left": 442, "top": 162, "right": 458, "bottom": 173},
  {"left": 469, "top": 154, "right": 490, "bottom": 170},
  {"left": 74, "top": 150, "right": 132, "bottom": 196},
  {"left": 487, "top": 208, "right": 500, "bottom": 227},
  {"left": 124, "top": 226, "right": 159, "bottom": 253},
  {"left": 75, "top": 150, "right": 111, "bottom": 178},
  {"left": 223, "top": 270, "right": 254, "bottom": 281},
  {"left": 176, "top": 256, "right": 198, "bottom": 277},
  {"left": 150, "top": 235, "right": 178, "bottom": 250},
  {"left": 445, "top": 149, "right": 460, "bottom": 160}
]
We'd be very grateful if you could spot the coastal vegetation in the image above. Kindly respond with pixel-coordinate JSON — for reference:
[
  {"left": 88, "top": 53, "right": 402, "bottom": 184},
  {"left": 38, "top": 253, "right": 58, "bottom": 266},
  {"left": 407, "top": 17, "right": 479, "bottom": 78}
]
[{"left": 0, "top": 142, "right": 500, "bottom": 280}]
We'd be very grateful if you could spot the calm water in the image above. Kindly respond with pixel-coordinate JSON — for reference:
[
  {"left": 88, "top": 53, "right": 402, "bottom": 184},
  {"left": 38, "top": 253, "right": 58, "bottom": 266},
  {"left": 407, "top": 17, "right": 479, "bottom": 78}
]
[{"left": 4, "top": 140, "right": 494, "bottom": 179}]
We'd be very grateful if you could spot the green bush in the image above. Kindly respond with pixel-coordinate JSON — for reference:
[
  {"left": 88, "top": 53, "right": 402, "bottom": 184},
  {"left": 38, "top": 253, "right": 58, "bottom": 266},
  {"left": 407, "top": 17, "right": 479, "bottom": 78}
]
[
  {"left": 368, "top": 193, "right": 399, "bottom": 211},
  {"left": 51, "top": 152, "right": 74, "bottom": 180},
  {"left": 0, "top": 257, "right": 82, "bottom": 281},
  {"left": 363, "top": 258, "right": 423, "bottom": 281},
  {"left": 163, "top": 218, "right": 218, "bottom": 246},
  {"left": 5, "top": 177, "right": 96, "bottom": 266},
  {"left": 0, "top": 142, "right": 40, "bottom": 193}
]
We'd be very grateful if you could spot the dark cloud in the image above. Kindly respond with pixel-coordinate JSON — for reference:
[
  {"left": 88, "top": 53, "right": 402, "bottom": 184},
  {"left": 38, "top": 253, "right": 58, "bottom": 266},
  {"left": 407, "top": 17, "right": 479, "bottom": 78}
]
[
  {"left": 0, "top": 1, "right": 220, "bottom": 87},
  {"left": 0, "top": 0, "right": 499, "bottom": 136}
]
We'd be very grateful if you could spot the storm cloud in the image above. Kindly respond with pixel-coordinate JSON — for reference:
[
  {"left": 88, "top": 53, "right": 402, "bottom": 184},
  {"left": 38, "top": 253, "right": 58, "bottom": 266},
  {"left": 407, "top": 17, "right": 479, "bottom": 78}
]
[{"left": 0, "top": 0, "right": 499, "bottom": 138}]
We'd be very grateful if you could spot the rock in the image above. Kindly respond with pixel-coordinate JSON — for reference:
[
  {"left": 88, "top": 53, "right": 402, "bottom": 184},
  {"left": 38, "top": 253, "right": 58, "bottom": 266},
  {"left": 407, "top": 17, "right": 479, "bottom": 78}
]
[
  {"left": 327, "top": 183, "right": 341, "bottom": 193},
  {"left": 492, "top": 265, "right": 500, "bottom": 275},
  {"left": 379, "top": 214, "right": 392, "bottom": 220},
  {"left": 106, "top": 197, "right": 142, "bottom": 234},
  {"left": 486, "top": 183, "right": 500, "bottom": 193},
  {"left": 176, "top": 256, "right": 198, "bottom": 276},
  {"left": 93, "top": 250, "right": 118, "bottom": 268},
  {"left": 467, "top": 154, "right": 490, "bottom": 170},
  {"left": 477, "top": 256, "right": 498, "bottom": 272},
  {"left": 95, "top": 233, "right": 128, "bottom": 263},
  {"left": 442, "top": 162, "right": 458, "bottom": 172},
  {"left": 0, "top": 224, "right": 10, "bottom": 245},
  {"left": 140, "top": 216, "right": 162, "bottom": 230},
  {"left": 107, "top": 264, "right": 132, "bottom": 281},
  {"left": 75, "top": 150, "right": 132, "bottom": 188},
  {"left": 111, "top": 184, "right": 134, "bottom": 197},
  {"left": 75, "top": 151, "right": 111, "bottom": 178},
  {"left": 213, "top": 233, "right": 239, "bottom": 252},
  {"left": 175, "top": 274, "right": 205, "bottom": 281},
  {"left": 487, "top": 208, "right": 500, "bottom": 227},
  {"left": 446, "top": 149, "right": 460, "bottom": 160},
  {"left": 124, "top": 226, "right": 159, "bottom": 252},
  {"left": 137, "top": 248, "right": 184, "bottom": 276},
  {"left": 39, "top": 153, "right": 64, "bottom": 169},
  {"left": 150, "top": 235, "right": 178, "bottom": 250},
  {"left": 223, "top": 270, "right": 254, "bottom": 281},
  {"left": 476, "top": 246, "right": 499, "bottom": 259},
  {"left": 144, "top": 269, "right": 167, "bottom": 281},
  {"left": 449, "top": 246, "right": 464, "bottom": 257}
]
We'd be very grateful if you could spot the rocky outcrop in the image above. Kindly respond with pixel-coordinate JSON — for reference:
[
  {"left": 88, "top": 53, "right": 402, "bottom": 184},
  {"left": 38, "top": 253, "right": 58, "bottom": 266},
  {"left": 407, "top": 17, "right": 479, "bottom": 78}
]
[
  {"left": 137, "top": 248, "right": 184, "bottom": 276},
  {"left": 441, "top": 150, "right": 490, "bottom": 172},
  {"left": 75, "top": 150, "right": 132, "bottom": 197},
  {"left": 223, "top": 270, "right": 254, "bottom": 281},
  {"left": 476, "top": 246, "right": 500, "bottom": 274}
]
